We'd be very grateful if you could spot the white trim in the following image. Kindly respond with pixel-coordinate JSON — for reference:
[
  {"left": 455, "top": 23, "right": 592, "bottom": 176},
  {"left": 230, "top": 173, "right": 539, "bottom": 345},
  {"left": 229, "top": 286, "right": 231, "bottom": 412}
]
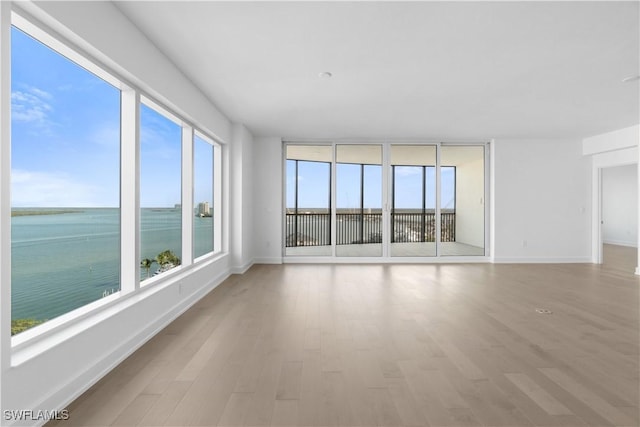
[
  {"left": 231, "top": 260, "right": 254, "bottom": 275},
  {"left": 435, "top": 143, "right": 442, "bottom": 255},
  {"left": 593, "top": 166, "right": 603, "bottom": 264},
  {"left": 284, "top": 256, "right": 491, "bottom": 264},
  {"left": 602, "top": 239, "right": 638, "bottom": 248},
  {"left": 140, "top": 95, "right": 182, "bottom": 127},
  {"left": 492, "top": 257, "right": 592, "bottom": 264},
  {"left": 254, "top": 257, "right": 283, "bottom": 265}
]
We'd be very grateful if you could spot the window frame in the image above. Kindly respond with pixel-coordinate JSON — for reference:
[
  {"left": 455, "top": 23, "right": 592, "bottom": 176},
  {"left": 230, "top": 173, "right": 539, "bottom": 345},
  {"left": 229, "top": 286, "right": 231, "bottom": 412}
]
[
  {"left": 193, "top": 130, "right": 221, "bottom": 261},
  {"left": 6, "top": 9, "right": 226, "bottom": 351}
]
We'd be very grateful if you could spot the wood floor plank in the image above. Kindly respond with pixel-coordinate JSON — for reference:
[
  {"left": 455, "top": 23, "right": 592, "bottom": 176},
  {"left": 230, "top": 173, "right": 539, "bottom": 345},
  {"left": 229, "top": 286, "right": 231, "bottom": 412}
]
[
  {"left": 137, "top": 380, "right": 191, "bottom": 426},
  {"left": 276, "top": 361, "right": 303, "bottom": 400},
  {"left": 217, "top": 392, "right": 253, "bottom": 427},
  {"left": 505, "top": 373, "right": 573, "bottom": 416},
  {"left": 540, "top": 367, "right": 636, "bottom": 426}
]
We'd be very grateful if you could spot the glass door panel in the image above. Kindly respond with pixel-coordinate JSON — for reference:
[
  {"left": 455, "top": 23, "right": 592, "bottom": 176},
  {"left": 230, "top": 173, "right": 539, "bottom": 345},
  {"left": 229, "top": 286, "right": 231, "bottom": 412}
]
[
  {"left": 285, "top": 145, "right": 332, "bottom": 256},
  {"left": 336, "top": 145, "right": 382, "bottom": 257},
  {"left": 440, "top": 146, "right": 485, "bottom": 256},
  {"left": 390, "top": 145, "right": 437, "bottom": 257}
]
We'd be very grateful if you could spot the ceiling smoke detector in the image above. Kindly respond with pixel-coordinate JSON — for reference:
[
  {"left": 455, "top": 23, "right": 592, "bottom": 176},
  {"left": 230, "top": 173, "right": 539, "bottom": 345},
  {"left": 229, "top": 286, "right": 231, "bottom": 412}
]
[{"left": 318, "top": 71, "right": 333, "bottom": 79}]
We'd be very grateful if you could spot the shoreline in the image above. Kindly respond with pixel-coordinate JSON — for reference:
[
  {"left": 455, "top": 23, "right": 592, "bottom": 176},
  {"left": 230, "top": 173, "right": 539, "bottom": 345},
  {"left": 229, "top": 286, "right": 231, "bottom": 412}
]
[{"left": 11, "top": 209, "right": 83, "bottom": 217}]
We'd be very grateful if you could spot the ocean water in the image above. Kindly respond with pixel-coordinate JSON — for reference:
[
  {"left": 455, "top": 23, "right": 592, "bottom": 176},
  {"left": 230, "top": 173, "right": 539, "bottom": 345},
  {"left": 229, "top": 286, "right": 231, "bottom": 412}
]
[{"left": 11, "top": 208, "right": 213, "bottom": 322}]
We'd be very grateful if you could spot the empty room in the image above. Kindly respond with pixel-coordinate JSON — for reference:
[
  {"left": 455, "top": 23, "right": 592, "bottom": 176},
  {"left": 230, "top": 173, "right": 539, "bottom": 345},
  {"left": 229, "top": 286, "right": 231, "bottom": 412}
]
[{"left": 0, "top": 1, "right": 638, "bottom": 427}]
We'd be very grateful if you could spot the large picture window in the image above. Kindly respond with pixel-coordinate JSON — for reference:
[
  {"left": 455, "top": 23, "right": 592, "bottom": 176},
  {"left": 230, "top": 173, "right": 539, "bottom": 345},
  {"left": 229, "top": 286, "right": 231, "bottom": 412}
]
[
  {"left": 10, "top": 25, "right": 121, "bottom": 334},
  {"left": 7, "top": 15, "right": 226, "bottom": 340},
  {"left": 193, "top": 133, "right": 214, "bottom": 259},
  {"left": 139, "top": 102, "right": 183, "bottom": 280}
]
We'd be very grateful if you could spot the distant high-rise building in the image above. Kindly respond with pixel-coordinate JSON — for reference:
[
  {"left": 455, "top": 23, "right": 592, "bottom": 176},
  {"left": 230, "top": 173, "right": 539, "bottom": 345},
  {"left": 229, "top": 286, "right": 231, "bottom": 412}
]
[{"left": 197, "top": 202, "right": 210, "bottom": 217}]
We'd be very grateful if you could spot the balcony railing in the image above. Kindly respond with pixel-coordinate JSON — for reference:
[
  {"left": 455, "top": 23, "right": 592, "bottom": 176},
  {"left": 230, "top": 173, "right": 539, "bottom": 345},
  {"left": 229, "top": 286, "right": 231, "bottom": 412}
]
[{"left": 285, "top": 212, "right": 455, "bottom": 247}]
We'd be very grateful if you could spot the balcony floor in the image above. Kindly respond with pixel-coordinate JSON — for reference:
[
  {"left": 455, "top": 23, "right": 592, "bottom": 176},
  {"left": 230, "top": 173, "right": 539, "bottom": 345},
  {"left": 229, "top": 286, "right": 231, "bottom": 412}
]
[
  {"left": 285, "top": 241, "right": 485, "bottom": 257},
  {"left": 48, "top": 245, "right": 638, "bottom": 427}
]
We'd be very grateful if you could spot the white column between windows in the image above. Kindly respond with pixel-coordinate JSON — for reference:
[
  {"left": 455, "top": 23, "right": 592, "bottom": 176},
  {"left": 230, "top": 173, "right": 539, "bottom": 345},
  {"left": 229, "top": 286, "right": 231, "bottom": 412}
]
[
  {"left": 182, "top": 125, "right": 194, "bottom": 266},
  {"left": 120, "top": 89, "right": 140, "bottom": 293}
]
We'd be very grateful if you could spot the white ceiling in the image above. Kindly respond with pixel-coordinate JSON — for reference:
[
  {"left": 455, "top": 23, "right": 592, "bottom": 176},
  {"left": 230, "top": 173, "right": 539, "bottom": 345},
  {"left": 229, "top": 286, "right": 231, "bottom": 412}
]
[{"left": 115, "top": 1, "right": 639, "bottom": 140}]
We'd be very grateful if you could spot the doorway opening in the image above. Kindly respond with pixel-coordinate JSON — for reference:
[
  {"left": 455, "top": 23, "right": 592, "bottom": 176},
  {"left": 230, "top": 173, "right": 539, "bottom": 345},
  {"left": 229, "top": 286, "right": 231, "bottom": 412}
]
[{"left": 600, "top": 164, "right": 638, "bottom": 274}]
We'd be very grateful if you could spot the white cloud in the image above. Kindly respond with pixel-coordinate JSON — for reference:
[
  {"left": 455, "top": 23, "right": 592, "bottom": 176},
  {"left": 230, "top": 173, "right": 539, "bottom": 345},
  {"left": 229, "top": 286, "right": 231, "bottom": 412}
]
[
  {"left": 12, "top": 169, "right": 101, "bottom": 208},
  {"left": 11, "top": 86, "right": 53, "bottom": 128},
  {"left": 29, "top": 87, "right": 53, "bottom": 100}
]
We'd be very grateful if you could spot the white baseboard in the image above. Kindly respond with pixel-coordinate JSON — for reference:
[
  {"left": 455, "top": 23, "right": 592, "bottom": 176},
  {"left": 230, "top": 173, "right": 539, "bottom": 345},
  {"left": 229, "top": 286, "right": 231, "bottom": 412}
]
[
  {"left": 231, "top": 259, "right": 254, "bottom": 274},
  {"left": 492, "top": 256, "right": 592, "bottom": 264},
  {"left": 603, "top": 239, "right": 638, "bottom": 248},
  {"left": 253, "top": 257, "right": 283, "bottom": 264},
  {"left": 284, "top": 256, "right": 491, "bottom": 264},
  {"left": 27, "top": 269, "right": 230, "bottom": 427},
  {"left": 635, "top": 266, "right": 640, "bottom": 276}
]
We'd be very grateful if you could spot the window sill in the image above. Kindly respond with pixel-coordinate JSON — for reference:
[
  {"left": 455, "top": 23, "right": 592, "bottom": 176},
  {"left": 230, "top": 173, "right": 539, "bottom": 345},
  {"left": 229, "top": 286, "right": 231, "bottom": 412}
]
[{"left": 11, "top": 251, "right": 228, "bottom": 366}]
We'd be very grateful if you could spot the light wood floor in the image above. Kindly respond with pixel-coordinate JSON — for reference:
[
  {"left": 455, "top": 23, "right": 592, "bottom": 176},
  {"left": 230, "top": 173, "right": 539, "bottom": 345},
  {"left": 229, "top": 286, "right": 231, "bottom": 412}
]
[{"left": 49, "top": 247, "right": 639, "bottom": 427}]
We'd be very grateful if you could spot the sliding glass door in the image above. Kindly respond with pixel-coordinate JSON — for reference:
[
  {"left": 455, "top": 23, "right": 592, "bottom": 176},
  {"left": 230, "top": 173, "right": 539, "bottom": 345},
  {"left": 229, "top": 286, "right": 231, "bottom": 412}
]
[
  {"left": 336, "top": 145, "right": 383, "bottom": 257},
  {"left": 285, "top": 145, "right": 332, "bottom": 256},
  {"left": 390, "top": 145, "right": 437, "bottom": 257},
  {"left": 284, "top": 142, "right": 487, "bottom": 259}
]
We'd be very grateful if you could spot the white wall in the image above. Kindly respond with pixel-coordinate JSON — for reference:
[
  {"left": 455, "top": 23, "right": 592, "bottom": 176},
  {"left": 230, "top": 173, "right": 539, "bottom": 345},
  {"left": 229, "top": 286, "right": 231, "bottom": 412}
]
[
  {"left": 455, "top": 157, "right": 485, "bottom": 248},
  {"left": 492, "top": 139, "right": 591, "bottom": 262},
  {"left": 253, "top": 137, "right": 283, "bottom": 264},
  {"left": 1, "top": 2, "right": 246, "bottom": 425},
  {"left": 230, "top": 123, "right": 255, "bottom": 272},
  {"left": 602, "top": 164, "right": 638, "bottom": 247}
]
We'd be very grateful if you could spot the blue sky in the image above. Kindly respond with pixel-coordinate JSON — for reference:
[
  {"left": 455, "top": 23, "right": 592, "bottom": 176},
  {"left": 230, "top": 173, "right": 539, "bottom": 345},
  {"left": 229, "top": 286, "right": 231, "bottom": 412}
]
[
  {"left": 287, "top": 160, "right": 456, "bottom": 210},
  {"left": 11, "top": 26, "right": 213, "bottom": 209}
]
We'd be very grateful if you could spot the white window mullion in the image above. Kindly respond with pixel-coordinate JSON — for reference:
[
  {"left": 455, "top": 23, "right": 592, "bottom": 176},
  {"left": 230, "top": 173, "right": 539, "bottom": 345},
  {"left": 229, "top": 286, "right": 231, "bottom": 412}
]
[
  {"left": 331, "top": 142, "right": 337, "bottom": 257},
  {"left": 382, "top": 143, "right": 390, "bottom": 258},
  {"left": 215, "top": 143, "right": 224, "bottom": 253},
  {"left": 120, "top": 88, "right": 140, "bottom": 293},
  {"left": 436, "top": 143, "right": 442, "bottom": 256},
  {"left": 182, "top": 125, "right": 194, "bottom": 267}
]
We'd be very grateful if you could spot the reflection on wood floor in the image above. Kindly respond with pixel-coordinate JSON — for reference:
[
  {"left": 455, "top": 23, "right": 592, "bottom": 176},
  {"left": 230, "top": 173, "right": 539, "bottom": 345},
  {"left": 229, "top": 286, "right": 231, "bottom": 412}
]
[
  {"left": 49, "top": 252, "right": 638, "bottom": 427},
  {"left": 602, "top": 243, "right": 637, "bottom": 276},
  {"left": 286, "top": 241, "right": 484, "bottom": 257}
]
